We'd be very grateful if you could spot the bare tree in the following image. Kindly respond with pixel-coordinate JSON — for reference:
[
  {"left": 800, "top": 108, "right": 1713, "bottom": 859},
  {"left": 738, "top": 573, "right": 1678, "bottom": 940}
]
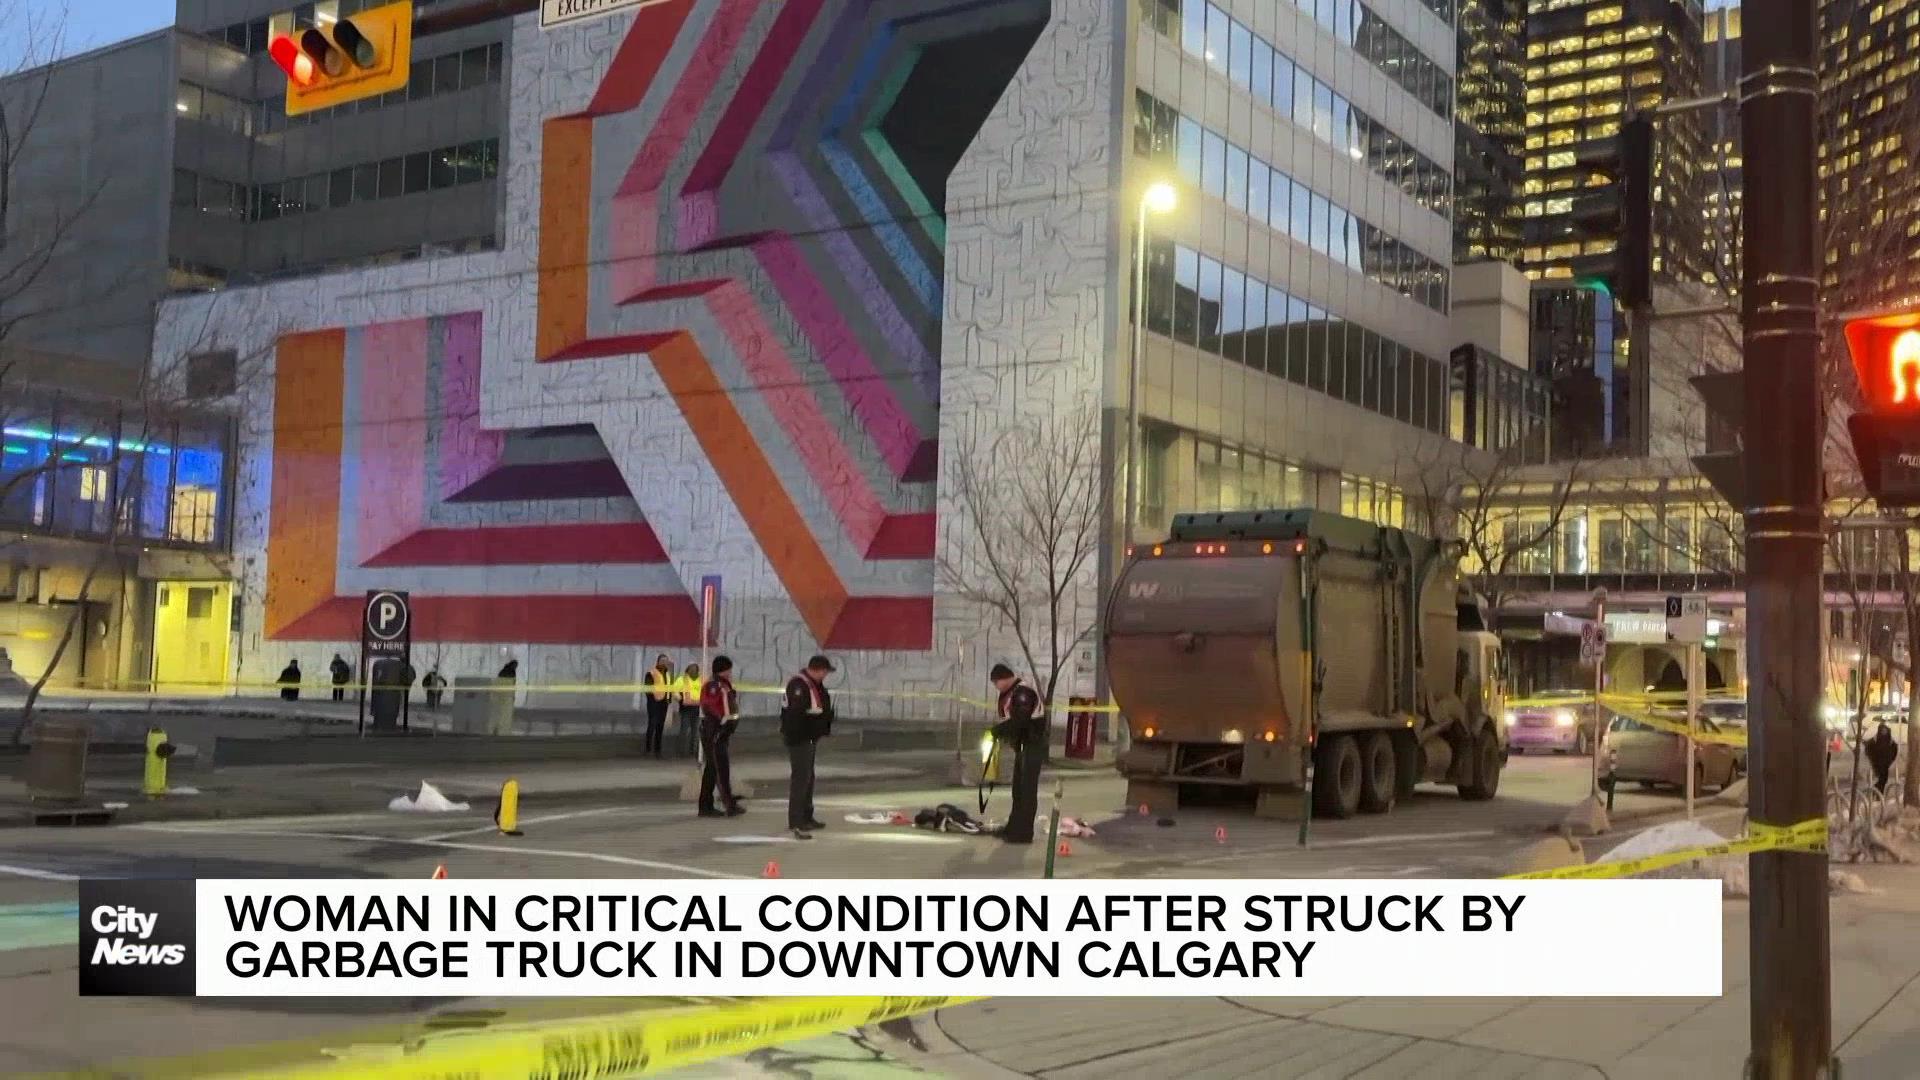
[
  {"left": 1415, "top": 441, "right": 1582, "bottom": 628},
  {"left": 938, "top": 408, "right": 1103, "bottom": 722}
]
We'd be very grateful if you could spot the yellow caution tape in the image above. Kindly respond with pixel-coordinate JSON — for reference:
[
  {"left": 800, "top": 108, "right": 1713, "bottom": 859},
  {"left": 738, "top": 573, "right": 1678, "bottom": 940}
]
[
  {"left": 111, "top": 995, "right": 976, "bottom": 1080},
  {"left": 1505, "top": 817, "right": 1828, "bottom": 880}
]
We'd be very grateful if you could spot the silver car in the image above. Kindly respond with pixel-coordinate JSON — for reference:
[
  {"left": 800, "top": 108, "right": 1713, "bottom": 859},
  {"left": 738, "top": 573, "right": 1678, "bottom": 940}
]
[{"left": 1602, "top": 714, "right": 1741, "bottom": 793}]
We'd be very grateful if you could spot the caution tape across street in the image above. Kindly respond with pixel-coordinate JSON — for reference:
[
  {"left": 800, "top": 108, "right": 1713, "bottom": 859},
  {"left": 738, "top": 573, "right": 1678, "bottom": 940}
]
[
  {"left": 1504, "top": 817, "right": 1829, "bottom": 881},
  {"left": 141, "top": 995, "right": 975, "bottom": 1080}
]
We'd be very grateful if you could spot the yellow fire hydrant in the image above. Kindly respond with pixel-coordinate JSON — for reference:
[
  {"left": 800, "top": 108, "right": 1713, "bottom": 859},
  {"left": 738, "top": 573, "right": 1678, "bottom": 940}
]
[{"left": 143, "top": 728, "right": 176, "bottom": 797}]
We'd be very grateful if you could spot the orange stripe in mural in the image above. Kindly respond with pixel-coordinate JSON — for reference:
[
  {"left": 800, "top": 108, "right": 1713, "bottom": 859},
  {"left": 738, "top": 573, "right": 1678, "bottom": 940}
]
[
  {"left": 648, "top": 331, "right": 848, "bottom": 641},
  {"left": 266, "top": 329, "right": 346, "bottom": 639},
  {"left": 537, "top": 117, "right": 594, "bottom": 360}
]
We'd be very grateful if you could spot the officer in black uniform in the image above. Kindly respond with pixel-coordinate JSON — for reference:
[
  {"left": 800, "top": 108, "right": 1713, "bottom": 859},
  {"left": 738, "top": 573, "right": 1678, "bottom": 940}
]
[{"left": 989, "top": 663, "right": 1046, "bottom": 845}]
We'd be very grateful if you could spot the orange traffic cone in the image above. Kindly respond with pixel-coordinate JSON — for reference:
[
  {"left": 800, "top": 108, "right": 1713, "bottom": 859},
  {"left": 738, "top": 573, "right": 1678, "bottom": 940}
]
[
  {"left": 1215, "top": 826, "right": 1228, "bottom": 844},
  {"left": 431, "top": 864, "right": 448, "bottom": 880},
  {"left": 1056, "top": 840, "right": 1073, "bottom": 857},
  {"left": 762, "top": 860, "right": 781, "bottom": 879}
]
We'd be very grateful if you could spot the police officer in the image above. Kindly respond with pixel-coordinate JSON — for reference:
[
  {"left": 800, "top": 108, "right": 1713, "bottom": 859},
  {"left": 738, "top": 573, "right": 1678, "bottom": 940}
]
[
  {"left": 781, "top": 655, "right": 835, "bottom": 839},
  {"left": 697, "top": 655, "right": 746, "bottom": 818},
  {"left": 989, "top": 663, "right": 1045, "bottom": 845}
]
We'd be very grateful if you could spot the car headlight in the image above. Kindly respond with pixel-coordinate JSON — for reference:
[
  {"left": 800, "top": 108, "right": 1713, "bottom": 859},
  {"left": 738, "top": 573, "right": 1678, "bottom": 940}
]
[{"left": 1553, "top": 709, "right": 1576, "bottom": 727}]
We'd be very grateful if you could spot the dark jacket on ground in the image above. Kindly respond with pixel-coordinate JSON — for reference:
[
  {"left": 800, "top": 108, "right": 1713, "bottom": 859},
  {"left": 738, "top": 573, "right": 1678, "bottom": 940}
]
[{"left": 780, "top": 673, "right": 834, "bottom": 746}]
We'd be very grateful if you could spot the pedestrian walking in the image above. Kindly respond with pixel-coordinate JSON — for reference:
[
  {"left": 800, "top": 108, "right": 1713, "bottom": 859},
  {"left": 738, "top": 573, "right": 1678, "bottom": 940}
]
[
  {"left": 781, "top": 655, "right": 835, "bottom": 839},
  {"left": 498, "top": 653, "right": 519, "bottom": 680},
  {"left": 278, "top": 659, "right": 302, "bottom": 701},
  {"left": 644, "top": 653, "right": 674, "bottom": 757},
  {"left": 329, "top": 653, "right": 352, "bottom": 702},
  {"left": 677, "top": 663, "right": 702, "bottom": 759},
  {"left": 422, "top": 667, "right": 446, "bottom": 709},
  {"left": 1867, "top": 721, "right": 1899, "bottom": 794},
  {"left": 989, "top": 663, "right": 1045, "bottom": 845},
  {"left": 697, "top": 655, "right": 745, "bottom": 818}
]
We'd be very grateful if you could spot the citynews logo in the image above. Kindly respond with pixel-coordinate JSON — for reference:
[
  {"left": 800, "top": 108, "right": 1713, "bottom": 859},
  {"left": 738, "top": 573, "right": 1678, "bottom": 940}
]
[{"left": 79, "top": 879, "right": 197, "bottom": 996}]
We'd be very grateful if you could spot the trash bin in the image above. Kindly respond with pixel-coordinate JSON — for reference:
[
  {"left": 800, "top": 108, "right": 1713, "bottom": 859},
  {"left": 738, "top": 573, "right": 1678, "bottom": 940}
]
[
  {"left": 1064, "top": 697, "right": 1097, "bottom": 760},
  {"left": 368, "top": 658, "right": 410, "bottom": 731},
  {"left": 25, "top": 719, "right": 88, "bottom": 802},
  {"left": 452, "top": 676, "right": 515, "bottom": 735}
]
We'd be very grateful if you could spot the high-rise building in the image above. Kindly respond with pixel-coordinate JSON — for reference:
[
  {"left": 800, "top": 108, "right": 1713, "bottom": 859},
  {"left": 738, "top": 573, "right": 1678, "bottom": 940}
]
[
  {"left": 1518, "top": 0, "right": 1710, "bottom": 289},
  {"left": 1820, "top": 0, "right": 1920, "bottom": 311},
  {"left": 1454, "top": 0, "right": 1528, "bottom": 263},
  {"left": 1703, "top": 4, "right": 1741, "bottom": 292},
  {"left": 0, "top": 0, "right": 509, "bottom": 371}
]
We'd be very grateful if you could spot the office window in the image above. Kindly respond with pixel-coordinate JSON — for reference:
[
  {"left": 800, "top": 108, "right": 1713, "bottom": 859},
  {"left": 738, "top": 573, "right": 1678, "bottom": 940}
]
[
  {"left": 378, "top": 157, "right": 403, "bottom": 199},
  {"left": 403, "top": 152, "right": 430, "bottom": 194}
]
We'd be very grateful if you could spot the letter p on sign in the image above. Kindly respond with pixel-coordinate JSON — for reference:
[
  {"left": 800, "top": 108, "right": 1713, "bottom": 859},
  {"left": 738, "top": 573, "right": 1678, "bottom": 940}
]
[{"left": 364, "top": 590, "right": 409, "bottom": 643}]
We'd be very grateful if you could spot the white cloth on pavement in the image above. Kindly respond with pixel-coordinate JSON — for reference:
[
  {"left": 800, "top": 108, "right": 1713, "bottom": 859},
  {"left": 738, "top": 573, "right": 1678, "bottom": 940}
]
[{"left": 388, "top": 780, "right": 470, "bottom": 813}]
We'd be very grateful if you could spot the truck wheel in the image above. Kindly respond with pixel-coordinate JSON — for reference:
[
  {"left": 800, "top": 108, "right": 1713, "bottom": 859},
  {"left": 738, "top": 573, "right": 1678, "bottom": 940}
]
[
  {"left": 1459, "top": 725, "right": 1502, "bottom": 801},
  {"left": 1359, "top": 731, "right": 1397, "bottom": 813},
  {"left": 1313, "top": 734, "right": 1363, "bottom": 819}
]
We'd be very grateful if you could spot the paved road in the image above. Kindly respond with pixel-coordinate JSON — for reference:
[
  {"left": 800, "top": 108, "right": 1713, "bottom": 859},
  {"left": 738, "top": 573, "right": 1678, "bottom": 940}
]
[{"left": 0, "top": 755, "right": 1715, "bottom": 1076}]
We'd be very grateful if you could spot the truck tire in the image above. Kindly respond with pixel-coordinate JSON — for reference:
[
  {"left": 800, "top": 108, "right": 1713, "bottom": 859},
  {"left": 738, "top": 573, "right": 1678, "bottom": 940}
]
[
  {"left": 1359, "top": 731, "right": 1397, "bottom": 813},
  {"left": 1314, "top": 734, "right": 1363, "bottom": 819},
  {"left": 1458, "top": 724, "right": 1502, "bottom": 801}
]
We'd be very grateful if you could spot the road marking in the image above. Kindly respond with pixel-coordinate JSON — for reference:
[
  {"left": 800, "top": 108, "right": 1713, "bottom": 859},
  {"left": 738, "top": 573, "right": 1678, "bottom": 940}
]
[
  {"left": 714, "top": 835, "right": 800, "bottom": 844},
  {"left": 128, "top": 825, "right": 745, "bottom": 879},
  {"left": 1306, "top": 829, "right": 1499, "bottom": 849},
  {"left": 413, "top": 805, "right": 685, "bottom": 841},
  {"left": 0, "top": 863, "right": 79, "bottom": 882}
]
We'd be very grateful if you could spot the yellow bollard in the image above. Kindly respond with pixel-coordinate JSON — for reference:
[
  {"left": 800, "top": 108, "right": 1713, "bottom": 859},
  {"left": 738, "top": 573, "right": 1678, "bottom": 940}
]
[
  {"left": 143, "top": 728, "right": 175, "bottom": 797},
  {"left": 495, "top": 778, "right": 523, "bottom": 836}
]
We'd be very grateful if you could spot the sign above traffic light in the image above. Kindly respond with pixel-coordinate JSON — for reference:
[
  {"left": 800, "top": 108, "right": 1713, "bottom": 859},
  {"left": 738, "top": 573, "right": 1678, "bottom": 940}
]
[
  {"left": 1844, "top": 307, "right": 1920, "bottom": 507},
  {"left": 268, "top": 2, "right": 413, "bottom": 116}
]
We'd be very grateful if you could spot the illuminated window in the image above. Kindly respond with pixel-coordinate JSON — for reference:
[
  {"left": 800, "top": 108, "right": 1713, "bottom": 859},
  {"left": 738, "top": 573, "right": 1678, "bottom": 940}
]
[
  {"left": 169, "top": 487, "right": 217, "bottom": 544},
  {"left": 1586, "top": 4, "right": 1623, "bottom": 24},
  {"left": 1547, "top": 128, "right": 1578, "bottom": 146},
  {"left": 1547, "top": 58, "right": 1582, "bottom": 77},
  {"left": 1585, "top": 74, "right": 1623, "bottom": 94},
  {"left": 1547, "top": 81, "right": 1583, "bottom": 101},
  {"left": 1547, "top": 104, "right": 1581, "bottom": 123},
  {"left": 78, "top": 466, "right": 108, "bottom": 502},
  {"left": 1546, "top": 150, "right": 1575, "bottom": 169}
]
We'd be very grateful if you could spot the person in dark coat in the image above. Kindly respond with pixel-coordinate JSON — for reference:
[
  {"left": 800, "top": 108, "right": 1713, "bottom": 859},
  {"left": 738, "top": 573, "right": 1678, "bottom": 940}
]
[
  {"left": 278, "top": 659, "right": 302, "bottom": 701},
  {"left": 329, "top": 654, "right": 352, "bottom": 702},
  {"left": 643, "top": 653, "right": 674, "bottom": 758},
  {"left": 696, "top": 655, "right": 746, "bottom": 818},
  {"left": 1867, "top": 722, "right": 1900, "bottom": 794},
  {"left": 989, "top": 663, "right": 1046, "bottom": 845},
  {"left": 422, "top": 668, "right": 446, "bottom": 709},
  {"left": 781, "top": 655, "right": 835, "bottom": 839},
  {"left": 498, "top": 656, "right": 519, "bottom": 680}
]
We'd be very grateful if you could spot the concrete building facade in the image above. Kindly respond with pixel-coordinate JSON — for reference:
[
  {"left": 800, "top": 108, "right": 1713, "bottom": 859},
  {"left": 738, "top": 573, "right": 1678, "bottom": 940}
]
[{"left": 150, "top": 0, "right": 1473, "bottom": 709}]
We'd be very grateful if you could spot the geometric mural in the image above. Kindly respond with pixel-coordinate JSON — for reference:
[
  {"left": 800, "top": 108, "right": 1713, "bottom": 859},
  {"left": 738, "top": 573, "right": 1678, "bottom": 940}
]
[
  {"left": 266, "top": 0, "right": 1049, "bottom": 651},
  {"left": 533, "top": 0, "right": 1047, "bottom": 649},
  {"left": 266, "top": 312, "right": 700, "bottom": 644}
]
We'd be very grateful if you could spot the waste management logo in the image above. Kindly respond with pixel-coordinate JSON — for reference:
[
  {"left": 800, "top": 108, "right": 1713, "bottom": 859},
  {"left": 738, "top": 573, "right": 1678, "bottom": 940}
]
[{"left": 79, "top": 879, "right": 196, "bottom": 996}]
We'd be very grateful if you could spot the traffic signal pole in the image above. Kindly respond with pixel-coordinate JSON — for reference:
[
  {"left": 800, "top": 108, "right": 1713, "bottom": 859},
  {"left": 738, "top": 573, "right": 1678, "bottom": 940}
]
[{"left": 1739, "top": 0, "right": 1830, "bottom": 1074}]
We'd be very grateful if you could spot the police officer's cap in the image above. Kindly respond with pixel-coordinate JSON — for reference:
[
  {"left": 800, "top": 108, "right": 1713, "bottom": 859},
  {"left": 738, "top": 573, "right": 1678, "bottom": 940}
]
[{"left": 989, "top": 663, "right": 1015, "bottom": 682}]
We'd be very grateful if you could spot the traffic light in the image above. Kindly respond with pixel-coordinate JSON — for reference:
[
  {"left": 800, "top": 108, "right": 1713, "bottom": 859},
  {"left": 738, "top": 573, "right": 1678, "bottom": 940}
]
[
  {"left": 1691, "top": 368, "right": 1745, "bottom": 508},
  {"left": 1567, "top": 117, "right": 1654, "bottom": 308},
  {"left": 267, "top": 2, "right": 413, "bottom": 116},
  {"left": 1844, "top": 308, "right": 1920, "bottom": 507}
]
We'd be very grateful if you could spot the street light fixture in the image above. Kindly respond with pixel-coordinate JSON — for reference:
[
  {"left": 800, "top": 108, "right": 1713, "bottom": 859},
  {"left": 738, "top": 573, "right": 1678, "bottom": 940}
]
[{"left": 1122, "top": 181, "right": 1179, "bottom": 559}]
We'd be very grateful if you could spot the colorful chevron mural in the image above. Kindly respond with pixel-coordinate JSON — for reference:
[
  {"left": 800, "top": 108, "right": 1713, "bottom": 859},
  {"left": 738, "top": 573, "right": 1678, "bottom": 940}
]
[{"left": 264, "top": 0, "right": 1048, "bottom": 650}]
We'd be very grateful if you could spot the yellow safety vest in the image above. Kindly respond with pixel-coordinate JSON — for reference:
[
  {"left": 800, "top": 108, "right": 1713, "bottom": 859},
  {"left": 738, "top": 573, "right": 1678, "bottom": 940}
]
[{"left": 678, "top": 676, "right": 702, "bottom": 707}]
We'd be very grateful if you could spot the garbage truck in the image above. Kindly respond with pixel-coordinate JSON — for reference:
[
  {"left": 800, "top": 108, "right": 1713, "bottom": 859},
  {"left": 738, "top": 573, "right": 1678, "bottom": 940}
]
[{"left": 1104, "top": 508, "right": 1507, "bottom": 819}]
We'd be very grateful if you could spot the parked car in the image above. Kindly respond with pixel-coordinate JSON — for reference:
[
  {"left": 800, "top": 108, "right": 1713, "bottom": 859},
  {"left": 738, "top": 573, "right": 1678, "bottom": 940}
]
[
  {"left": 1700, "top": 698, "right": 1748, "bottom": 770},
  {"left": 1506, "top": 690, "right": 1598, "bottom": 755},
  {"left": 1602, "top": 714, "right": 1741, "bottom": 793}
]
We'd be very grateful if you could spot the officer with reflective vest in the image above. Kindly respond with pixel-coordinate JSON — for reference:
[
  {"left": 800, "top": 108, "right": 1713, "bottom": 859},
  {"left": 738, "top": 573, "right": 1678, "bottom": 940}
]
[
  {"left": 781, "top": 655, "right": 836, "bottom": 839},
  {"left": 989, "top": 663, "right": 1045, "bottom": 845}
]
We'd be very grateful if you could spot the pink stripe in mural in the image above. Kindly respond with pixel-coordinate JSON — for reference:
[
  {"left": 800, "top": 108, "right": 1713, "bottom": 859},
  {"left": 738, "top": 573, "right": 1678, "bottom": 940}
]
[
  {"left": 751, "top": 234, "right": 925, "bottom": 477},
  {"left": 608, "top": 0, "right": 762, "bottom": 302},
  {"left": 706, "top": 282, "right": 887, "bottom": 549},
  {"left": 355, "top": 318, "right": 431, "bottom": 565},
  {"left": 434, "top": 312, "right": 503, "bottom": 502},
  {"left": 677, "top": 0, "right": 827, "bottom": 248}
]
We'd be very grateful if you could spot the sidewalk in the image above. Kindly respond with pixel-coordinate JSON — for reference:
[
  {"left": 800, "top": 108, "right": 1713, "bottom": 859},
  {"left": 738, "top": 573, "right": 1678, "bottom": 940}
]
[
  {"left": 876, "top": 863, "right": 1920, "bottom": 1079},
  {"left": 0, "top": 748, "right": 966, "bottom": 827}
]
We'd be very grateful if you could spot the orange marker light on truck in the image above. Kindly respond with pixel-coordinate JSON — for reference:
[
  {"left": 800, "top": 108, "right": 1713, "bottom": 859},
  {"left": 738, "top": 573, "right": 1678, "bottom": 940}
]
[
  {"left": 1151, "top": 545, "right": 1163, "bottom": 557},
  {"left": 1142, "top": 726, "right": 1156, "bottom": 739},
  {"left": 1262, "top": 730, "right": 1277, "bottom": 742},
  {"left": 1262, "top": 542, "right": 1273, "bottom": 554}
]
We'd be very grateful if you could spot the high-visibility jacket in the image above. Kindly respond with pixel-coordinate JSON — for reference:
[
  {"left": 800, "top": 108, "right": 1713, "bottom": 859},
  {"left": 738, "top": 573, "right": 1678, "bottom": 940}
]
[
  {"left": 678, "top": 675, "right": 702, "bottom": 707},
  {"left": 645, "top": 666, "right": 674, "bottom": 702}
]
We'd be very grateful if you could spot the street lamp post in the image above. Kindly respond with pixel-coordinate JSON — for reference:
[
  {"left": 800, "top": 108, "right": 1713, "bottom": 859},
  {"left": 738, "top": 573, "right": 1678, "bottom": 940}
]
[{"left": 1121, "top": 181, "right": 1178, "bottom": 557}]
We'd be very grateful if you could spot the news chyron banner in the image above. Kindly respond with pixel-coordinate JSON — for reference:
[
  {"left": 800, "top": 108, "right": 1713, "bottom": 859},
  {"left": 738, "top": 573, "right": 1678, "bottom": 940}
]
[{"left": 80, "top": 879, "right": 1722, "bottom": 998}]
